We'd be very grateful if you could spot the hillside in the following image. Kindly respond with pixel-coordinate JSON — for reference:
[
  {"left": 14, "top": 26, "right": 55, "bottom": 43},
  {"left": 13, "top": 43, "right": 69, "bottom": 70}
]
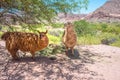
[
  {"left": 84, "top": 0, "right": 120, "bottom": 22},
  {"left": 55, "top": 0, "right": 120, "bottom": 23},
  {"left": 54, "top": 13, "right": 87, "bottom": 23}
]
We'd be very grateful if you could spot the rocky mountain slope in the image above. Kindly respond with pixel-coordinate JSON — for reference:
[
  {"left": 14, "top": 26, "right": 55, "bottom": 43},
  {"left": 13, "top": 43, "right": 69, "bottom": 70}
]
[
  {"left": 56, "top": 0, "right": 120, "bottom": 23},
  {"left": 54, "top": 13, "right": 86, "bottom": 23},
  {"left": 84, "top": 0, "right": 120, "bottom": 22}
]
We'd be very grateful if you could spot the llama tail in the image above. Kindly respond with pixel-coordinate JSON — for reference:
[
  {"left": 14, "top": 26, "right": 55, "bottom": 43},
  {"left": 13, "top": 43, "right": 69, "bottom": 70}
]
[{"left": 1, "top": 32, "right": 10, "bottom": 41}]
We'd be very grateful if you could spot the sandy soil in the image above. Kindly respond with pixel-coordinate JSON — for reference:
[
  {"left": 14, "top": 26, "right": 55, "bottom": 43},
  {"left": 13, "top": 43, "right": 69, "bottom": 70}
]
[{"left": 0, "top": 41, "right": 120, "bottom": 80}]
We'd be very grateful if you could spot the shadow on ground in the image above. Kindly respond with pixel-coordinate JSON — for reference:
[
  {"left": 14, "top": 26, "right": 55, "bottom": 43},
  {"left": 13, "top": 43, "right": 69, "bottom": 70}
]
[
  {"left": 0, "top": 44, "right": 104, "bottom": 80},
  {"left": 66, "top": 49, "right": 100, "bottom": 64}
]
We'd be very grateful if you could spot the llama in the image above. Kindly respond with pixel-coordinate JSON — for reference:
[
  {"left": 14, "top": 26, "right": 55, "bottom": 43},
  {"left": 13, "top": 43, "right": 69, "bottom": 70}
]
[
  {"left": 62, "top": 22, "right": 77, "bottom": 55},
  {"left": 1, "top": 30, "right": 49, "bottom": 60}
]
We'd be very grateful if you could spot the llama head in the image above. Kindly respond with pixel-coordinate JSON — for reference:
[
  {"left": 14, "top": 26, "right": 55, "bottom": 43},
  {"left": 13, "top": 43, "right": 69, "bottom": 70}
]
[
  {"left": 38, "top": 30, "right": 48, "bottom": 40},
  {"left": 64, "top": 22, "right": 74, "bottom": 31}
]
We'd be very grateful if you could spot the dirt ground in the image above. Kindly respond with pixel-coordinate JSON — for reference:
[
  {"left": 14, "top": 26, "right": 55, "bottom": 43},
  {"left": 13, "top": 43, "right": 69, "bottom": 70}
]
[{"left": 0, "top": 41, "right": 120, "bottom": 80}]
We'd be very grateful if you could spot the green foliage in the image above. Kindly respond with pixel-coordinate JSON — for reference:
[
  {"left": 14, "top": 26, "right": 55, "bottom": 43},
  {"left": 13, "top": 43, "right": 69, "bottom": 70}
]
[
  {"left": 74, "top": 21, "right": 120, "bottom": 47},
  {"left": 0, "top": 25, "right": 20, "bottom": 32},
  {"left": 74, "top": 20, "right": 96, "bottom": 36},
  {"left": 100, "top": 23, "right": 108, "bottom": 32},
  {"left": 78, "top": 34, "right": 101, "bottom": 45},
  {"left": 51, "top": 23, "right": 64, "bottom": 28},
  {"left": 25, "top": 24, "right": 45, "bottom": 32},
  {"left": 74, "top": 20, "right": 88, "bottom": 35},
  {"left": 99, "top": 32, "right": 117, "bottom": 39},
  {"left": 111, "top": 39, "right": 120, "bottom": 47},
  {"left": 106, "top": 26, "right": 120, "bottom": 34},
  {"left": 0, "top": 31, "right": 2, "bottom": 37},
  {"left": 0, "top": 0, "right": 88, "bottom": 24},
  {"left": 93, "top": 23, "right": 120, "bottom": 34},
  {"left": 48, "top": 34, "right": 61, "bottom": 44},
  {"left": 38, "top": 44, "right": 65, "bottom": 56}
]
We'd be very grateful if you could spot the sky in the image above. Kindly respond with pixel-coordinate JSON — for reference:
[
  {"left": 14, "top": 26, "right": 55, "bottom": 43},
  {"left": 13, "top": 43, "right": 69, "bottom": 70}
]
[{"left": 80, "top": 0, "right": 107, "bottom": 14}]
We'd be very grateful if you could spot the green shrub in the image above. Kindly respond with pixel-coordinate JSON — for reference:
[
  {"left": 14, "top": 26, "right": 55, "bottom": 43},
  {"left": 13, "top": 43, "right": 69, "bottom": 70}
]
[
  {"left": 74, "top": 20, "right": 96, "bottom": 36},
  {"left": 38, "top": 44, "right": 65, "bottom": 56},
  {"left": 48, "top": 34, "right": 62, "bottom": 44},
  {"left": 106, "top": 26, "right": 120, "bottom": 34},
  {"left": 100, "top": 23, "right": 108, "bottom": 32},
  {"left": 51, "top": 23, "right": 64, "bottom": 28},
  {"left": 78, "top": 34, "right": 101, "bottom": 45},
  {"left": 22, "top": 24, "right": 45, "bottom": 32},
  {"left": 74, "top": 20, "right": 88, "bottom": 35},
  {"left": 111, "top": 39, "right": 120, "bottom": 47}
]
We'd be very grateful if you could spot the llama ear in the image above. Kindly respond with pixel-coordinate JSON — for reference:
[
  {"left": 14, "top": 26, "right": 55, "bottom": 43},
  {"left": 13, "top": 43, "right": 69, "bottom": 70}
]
[
  {"left": 37, "top": 31, "right": 41, "bottom": 34},
  {"left": 64, "top": 23, "right": 67, "bottom": 28},
  {"left": 45, "top": 30, "right": 48, "bottom": 34}
]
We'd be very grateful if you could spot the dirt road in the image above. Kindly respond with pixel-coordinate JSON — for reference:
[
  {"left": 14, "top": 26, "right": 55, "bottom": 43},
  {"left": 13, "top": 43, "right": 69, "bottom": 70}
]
[{"left": 0, "top": 41, "right": 120, "bottom": 80}]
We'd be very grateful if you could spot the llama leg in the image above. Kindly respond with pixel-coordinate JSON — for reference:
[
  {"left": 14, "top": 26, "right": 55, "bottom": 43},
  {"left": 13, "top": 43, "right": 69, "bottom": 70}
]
[
  {"left": 65, "top": 47, "right": 68, "bottom": 55},
  {"left": 23, "top": 52, "right": 26, "bottom": 57},
  {"left": 71, "top": 47, "right": 74, "bottom": 55},
  {"left": 9, "top": 50, "right": 18, "bottom": 60},
  {"left": 6, "top": 42, "right": 19, "bottom": 60},
  {"left": 31, "top": 51, "right": 35, "bottom": 60}
]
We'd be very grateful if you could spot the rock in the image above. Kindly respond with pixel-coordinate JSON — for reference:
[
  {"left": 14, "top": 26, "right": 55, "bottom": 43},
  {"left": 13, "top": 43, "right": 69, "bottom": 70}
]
[{"left": 101, "top": 38, "right": 117, "bottom": 45}]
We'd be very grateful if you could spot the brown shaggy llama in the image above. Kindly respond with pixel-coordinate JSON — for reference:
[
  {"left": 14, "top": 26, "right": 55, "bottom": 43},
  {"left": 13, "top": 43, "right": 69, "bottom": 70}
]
[
  {"left": 1, "top": 30, "right": 49, "bottom": 60},
  {"left": 62, "top": 22, "right": 77, "bottom": 55}
]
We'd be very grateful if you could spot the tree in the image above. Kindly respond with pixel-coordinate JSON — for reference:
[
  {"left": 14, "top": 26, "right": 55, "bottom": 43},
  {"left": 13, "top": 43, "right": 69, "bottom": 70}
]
[{"left": 0, "top": 0, "right": 88, "bottom": 24}]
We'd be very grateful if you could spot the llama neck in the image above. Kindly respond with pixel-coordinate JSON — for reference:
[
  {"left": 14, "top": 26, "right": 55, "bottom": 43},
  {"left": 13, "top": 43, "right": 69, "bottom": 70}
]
[{"left": 63, "top": 28, "right": 68, "bottom": 42}]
